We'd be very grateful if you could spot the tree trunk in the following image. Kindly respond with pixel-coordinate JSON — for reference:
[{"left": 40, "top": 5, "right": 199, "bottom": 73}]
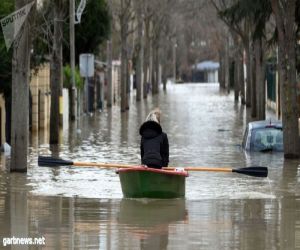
[
  {"left": 245, "top": 42, "right": 252, "bottom": 107},
  {"left": 224, "top": 35, "right": 230, "bottom": 92},
  {"left": 50, "top": 0, "right": 63, "bottom": 144},
  {"left": 126, "top": 54, "right": 130, "bottom": 110},
  {"left": 136, "top": 2, "right": 143, "bottom": 101},
  {"left": 173, "top": 42, "right": 176, "bottom": 83},
  {"left": 162, "top": 64, "right": 167, "bottom": 91},
  {"left": 255, "top": 38, "right": 266, "bottom": 120},
  {"left": 143, "top": 19, "right": 150, "bottom": 99},
  {"left": 231, "top": 32, "right": 240, "bottom": 101},
  {"left": 154, "top": 44, "right": 160, "bottom": 94},
  {"left": 69, "top": 0, "right": 77, "bottom": 121},
  {"left": 218, "top": 49, "right": 225, "bottom": 88},
  {"left": 250, "top": 41, "right": 257, "bottom": 118},
  {"left": 234, "top": 59, "right": 239, "bottom": 101},
  {"left": 120, "top": 0, "right": 128, "bottom": 112},
  {"left": 271, "top": 0, "right": 300, "bottom": 158},
  {"left": 120, "top": 36, "right": 127, "bottom": 112},
  {"left": 239, "top": 51, "right": 245, "bottom": 105},
  {"left": 10, "top": 0, "right": 31, "bottom": 172},
  {"left": 151, "top": 41, "right": 155, "bottom": 95},
  {"left": 149, "top": 37, "right": 154, "bottom": 94},
  {"left": 106, "top": 40, "right": 113, "bottom": 107}
]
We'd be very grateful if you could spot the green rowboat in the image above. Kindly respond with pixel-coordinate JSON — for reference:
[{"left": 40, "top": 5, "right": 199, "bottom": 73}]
[{"left": 117, "top": 167, "right": 188, "bottom": 199}]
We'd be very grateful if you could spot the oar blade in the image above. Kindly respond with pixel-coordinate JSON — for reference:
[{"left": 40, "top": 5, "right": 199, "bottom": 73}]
[
  {"left": 233, "top": 166, "right": 268, "bottom": 178},
  {"left": 38, "top": 156, "right": 73, "bottom": 167}
]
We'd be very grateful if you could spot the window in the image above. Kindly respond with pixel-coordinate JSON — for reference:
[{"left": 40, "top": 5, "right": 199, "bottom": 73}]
[{"left": 250, "top": 127, "right": 283, "bottom": 152}]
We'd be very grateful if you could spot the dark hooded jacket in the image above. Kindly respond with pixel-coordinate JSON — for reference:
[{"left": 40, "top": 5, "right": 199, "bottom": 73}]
[{"left": 139, "top": 121, "right": 169, "bottom": 169}]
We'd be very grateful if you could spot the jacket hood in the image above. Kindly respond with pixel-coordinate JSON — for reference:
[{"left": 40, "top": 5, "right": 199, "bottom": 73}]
[{"left": 139, "top": 121, "right": 162, "bottom": 139}]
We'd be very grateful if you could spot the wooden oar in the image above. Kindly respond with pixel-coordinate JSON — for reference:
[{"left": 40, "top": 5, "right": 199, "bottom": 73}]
[
  {"left": 38, "top": 156, "right": 135, "bottom": 168},
  {"left": 165, "top": 166, "right": 268, "bottom": 178},
  {"left": 38, "top": 156, "right": 268, "bottom": 178}
]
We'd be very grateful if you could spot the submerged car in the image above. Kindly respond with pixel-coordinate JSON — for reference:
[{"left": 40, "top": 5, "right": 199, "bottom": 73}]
[{"left": 242, "top": 120, "right": 283, "bottom": 152}]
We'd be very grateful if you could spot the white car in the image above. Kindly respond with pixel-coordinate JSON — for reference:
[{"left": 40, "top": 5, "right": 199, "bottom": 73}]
[{"left": 242, "top": 120, "right": 283, "bottom": 152}]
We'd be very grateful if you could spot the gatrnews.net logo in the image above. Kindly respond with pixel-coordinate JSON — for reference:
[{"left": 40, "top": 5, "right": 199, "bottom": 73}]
[{"left": 2, "top": 236, "right": 46, "bottom": 247}]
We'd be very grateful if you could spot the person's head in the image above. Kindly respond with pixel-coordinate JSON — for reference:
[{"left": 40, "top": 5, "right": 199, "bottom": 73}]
[{"left": 146, "top": 108, "right": 161, "bottom": 124}]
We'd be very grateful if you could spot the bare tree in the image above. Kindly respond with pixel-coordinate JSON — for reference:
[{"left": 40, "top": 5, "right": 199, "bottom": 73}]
[
  {"left": 49, "top": 0, "right": 64, "bottom": 144},
  {"left": 142, "top": 1, "right": 153, "bottom": 98},
  {"left": 109, "top": 0, "right": 135, "bottom": 111},
  {"left": 271, "top": 0, "right": 300, "bottom": 158},
  {"left": 106, "top": 39, "right": 113, "bottom": 107},
  {"left": 133, "top": 0, "right": 143, "bottom": 101},
  {"left": 254, "top": 37, "right": 266, "bottom": 120},
  {"left": 211, "top": 0, "right": 253, "bottom": 108}
]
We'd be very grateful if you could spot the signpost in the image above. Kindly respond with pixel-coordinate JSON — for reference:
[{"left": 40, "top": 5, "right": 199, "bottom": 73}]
[
  {"left": 0, "top": 1, "right": 34, "bottom": 50},
  {"left": 70, "top": 0, "right": 87, "bottom": 122},
  {"left": 80, "top": 53, "right": 94, "bottom": 113},
  {"left": 75, "top": 0, "right": 87, "bottom": 24}
]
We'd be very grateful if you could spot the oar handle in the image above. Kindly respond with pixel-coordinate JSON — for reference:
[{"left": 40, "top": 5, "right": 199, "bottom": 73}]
[
  {"left": 75, "top": 162, "right": 235, "bottom": 172},
  {"left": 164, "top": 166, "right": 268, "bottom": 177},
  {"left": 73, "top": 162, "right": 136, "bottom": 168},
  {"left": 164, "top": 167, "right": 232, "bottom": 172}
]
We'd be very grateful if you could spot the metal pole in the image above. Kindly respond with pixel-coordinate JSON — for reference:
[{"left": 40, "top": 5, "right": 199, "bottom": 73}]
[
  {"left": 85, "top": 77, "right": 88, "bottom": 113},
  {"left": 70, "top": 0, "right": 77, "bottom": 120},
  {"left": 85, "top": 56, "right": 89, "bottom": 113}
]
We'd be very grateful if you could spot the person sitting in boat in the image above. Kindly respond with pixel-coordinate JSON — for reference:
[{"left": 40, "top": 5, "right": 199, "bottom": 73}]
[{"left": 139, "top": 108, "right": 169, "bottom": 169}]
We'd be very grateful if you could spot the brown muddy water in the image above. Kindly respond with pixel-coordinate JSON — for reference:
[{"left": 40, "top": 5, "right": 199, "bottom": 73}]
[{"left": 1, "top": 83, "right": 300, "bottom": 249}]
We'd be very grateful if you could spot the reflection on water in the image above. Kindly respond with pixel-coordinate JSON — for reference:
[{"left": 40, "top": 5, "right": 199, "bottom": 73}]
[
  {"left": 118, "top": 199, "right": 187, "bottom": 249},
  {"left": 1, "top": 83, "right": 300, "bottom": 249},
  {"left": 1, "top": 195, "right": 300, "bottom": 249}
]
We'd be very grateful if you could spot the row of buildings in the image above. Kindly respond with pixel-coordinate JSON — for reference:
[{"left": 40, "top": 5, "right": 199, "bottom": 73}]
[{"left": 0, "top": 61, "right": 121, "bottom": 148}]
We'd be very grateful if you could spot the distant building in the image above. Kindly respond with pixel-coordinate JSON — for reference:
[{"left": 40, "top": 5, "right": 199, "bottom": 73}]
[{"left": 192, "top": 61, "right": 219, "bottom": 83}]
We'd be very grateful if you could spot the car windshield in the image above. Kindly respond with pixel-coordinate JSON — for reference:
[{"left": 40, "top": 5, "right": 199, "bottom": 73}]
[{"left": 250, "top": 127, "right": 283, "bottom": 152}]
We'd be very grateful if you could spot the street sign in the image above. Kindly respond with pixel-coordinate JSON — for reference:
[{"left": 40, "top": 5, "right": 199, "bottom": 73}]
[
  {"left": 75, "top": 0, "right": 86, "bottom": 24},
  {"left": 0, "top": 1, "right": 34, "bottom": 50},
  {"left": 79, "top": 54, "right": 94, "bottom": 77}
]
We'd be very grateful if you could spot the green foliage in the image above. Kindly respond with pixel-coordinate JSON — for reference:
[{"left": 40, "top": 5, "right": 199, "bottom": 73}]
[
  {"left": 0, "top": 0, "right": 14, "bottom": 97},
  {"left": 63, "top": 0, "right": 111, "bottom": 64},
  {"left": 219, "top": 0, "right": 272, "bottom": 40},
  {"left": 63, "top": 64, "right": 84, "bottom": 90},
  {"left": 32, "top": 0, "right": 111, "bottom": 67}
]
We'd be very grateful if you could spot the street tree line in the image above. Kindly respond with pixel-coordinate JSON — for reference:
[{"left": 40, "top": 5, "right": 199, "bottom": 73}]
[
  {"left": 107, "top": 0, "right": 210, "bottom": 111},
  {"left": 121, "top": 0, "right": 300, "bottom": 159},
  {"left": 211, "top": 0, "right": 300, "bottom": 158}
]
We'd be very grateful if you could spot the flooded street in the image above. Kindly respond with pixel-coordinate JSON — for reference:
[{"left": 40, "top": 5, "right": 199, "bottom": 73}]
[{"left": 1, "top": 83, "right": 300, "bottom": 249}]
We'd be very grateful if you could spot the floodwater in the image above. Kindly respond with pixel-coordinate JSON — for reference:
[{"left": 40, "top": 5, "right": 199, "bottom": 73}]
[{"left": 1, "top": 83, "right": 300, "bottom": 249}]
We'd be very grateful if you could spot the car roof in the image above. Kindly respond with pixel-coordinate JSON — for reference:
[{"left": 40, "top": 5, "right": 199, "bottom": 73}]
[{"left": 248, "top": 120, "right": 282, "bottom": 130}]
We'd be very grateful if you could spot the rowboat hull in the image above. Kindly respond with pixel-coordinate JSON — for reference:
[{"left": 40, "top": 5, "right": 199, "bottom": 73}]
[{"left": 117, "top": 167, "right": 188, "bottom": 199}]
